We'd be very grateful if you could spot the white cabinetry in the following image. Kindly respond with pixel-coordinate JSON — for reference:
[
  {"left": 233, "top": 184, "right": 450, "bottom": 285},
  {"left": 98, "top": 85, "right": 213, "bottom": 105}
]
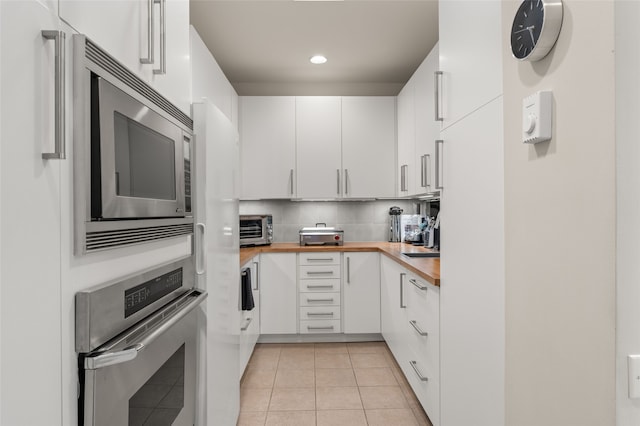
[
  {"left": 259, "top": 253, "right": 297, "bottom": 334},
  {"left": 343, "top": 252, "right": 381, "bottom": 334},
  {"left": 240, "top": 257, "right": 260, "bottom": 375},
  {"left": 298, "top": 252, "right": 342, "bottom": 334},
  {"left": 396, "top": 81, "right": 416, "bottom": 196},
  {"left": 59, "top": 0, "right": 191, "bottom": 113},
  {"left": 342, "top": 97, "right": 396, "bottom": 198},
  {"left": 1, "top": 1, "right": 67, "bottom": 424},
  {"left": 438, "top": 0, "right": 502, "bottom": 130},
  {"left": 296, "top": 97, "right": 342, "bottom": 199},
  {"left": 240, "top": 97, "right": 296, "bottom": 199}
]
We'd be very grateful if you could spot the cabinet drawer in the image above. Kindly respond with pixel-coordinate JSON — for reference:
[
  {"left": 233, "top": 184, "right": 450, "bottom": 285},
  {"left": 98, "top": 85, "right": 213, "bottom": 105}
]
[
  {"left": 300, "top": 319, "right": 342, "bottom": 334},
  {"left": 300, "top": 306, "right": 341, "bottom": 321},
  {"left": 406, "top": 274, "right": 439, "bottom": 324},
  {"left": 300, "top": 279, "right": 341, "bottom": 293},
  {"left": 300, "top": 265, "right": 341, "bottom": 279},
  {"left": 299, "top": 252, "right": 340, "bottom": 265},
  {"left": 403, "top": 347, "right": 439, "bottom": 425},
  {"left": 299, "top": 292, "right": 341, "bottom": 307}
]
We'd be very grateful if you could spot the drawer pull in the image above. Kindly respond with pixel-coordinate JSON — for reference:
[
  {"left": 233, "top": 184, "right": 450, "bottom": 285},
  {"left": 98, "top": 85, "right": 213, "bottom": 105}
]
[
  {"left": 240, "top": 317, "right": 253, "bottom": 331},
  {"left": 306, "top": 271, "right": 334, "bottom": 275},
  {"left": 307, "top": 298, "right": 334, "bottom": 303},
  {"left": 306, "top": 284, "right": 334, "bottom": 289},
  {"left": 409, "top": 360, "right": 429, "bottom": 382},
  {"left": 306, "top": 258, "right": 334, "bottom": 262},
  {"left": 409, "top": 320, "right": 428, "bottom": 337},
  {"left": 409, "top": 278, "right": 428, "bottom": 291},
  {"left": 307, "top": 325, "right": 335, "bottom": 331},
  {"left": 307, "top": 312, "right": 334, "bottom": 317}
]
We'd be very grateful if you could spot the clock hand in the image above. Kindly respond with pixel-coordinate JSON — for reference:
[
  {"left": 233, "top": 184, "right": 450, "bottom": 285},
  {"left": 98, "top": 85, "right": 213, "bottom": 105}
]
[
  {"left": 527, "top": 27, "right": 535, "bottom": 44},
  {"left": 513, "top": 25, "right": 535, "bottom": 34}
]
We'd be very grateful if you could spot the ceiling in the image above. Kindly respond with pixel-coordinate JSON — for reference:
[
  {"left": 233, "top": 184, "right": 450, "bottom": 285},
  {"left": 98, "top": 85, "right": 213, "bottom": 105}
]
[{"left": 190, "top": 1, "right": 439, "bottom": 96}]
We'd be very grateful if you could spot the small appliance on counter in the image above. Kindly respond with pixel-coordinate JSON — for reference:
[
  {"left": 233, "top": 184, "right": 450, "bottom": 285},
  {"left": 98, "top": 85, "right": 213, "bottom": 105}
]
[
  {"left": 299, "top": 223, "right": 344, "bottom": 246},
  {"left": 388, "top": 206, "right": 403, "bottom": 242},
  {"left": 239, "top": 214, "right": 273, "bottom": 247}
]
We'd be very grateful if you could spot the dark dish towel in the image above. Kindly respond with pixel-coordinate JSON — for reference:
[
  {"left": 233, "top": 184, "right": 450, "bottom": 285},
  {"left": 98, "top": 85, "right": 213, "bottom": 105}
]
[{"left": 241, "top": 268, "right": 255, "bottom": 311}]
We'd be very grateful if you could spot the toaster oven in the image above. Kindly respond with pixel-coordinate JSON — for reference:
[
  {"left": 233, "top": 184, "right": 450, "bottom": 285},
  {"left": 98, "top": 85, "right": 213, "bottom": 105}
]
[{"left": 239, "top": 215, "right": 273, "bottom": 247}]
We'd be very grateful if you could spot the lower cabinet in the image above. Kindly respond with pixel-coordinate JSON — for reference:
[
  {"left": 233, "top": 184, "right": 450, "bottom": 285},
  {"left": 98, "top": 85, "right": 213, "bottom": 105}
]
[
  {"left": 259, "top": 253, "right": 297, "bottom": 334},
  {"left": 343, "top": 252, "right": 381, "bottom": 334},
  {"left": 381, "top": 255, "right": 440, "bottom": 426},
  {"left": 298, "top": 252, "right": 342, "bottom": 334},
  {"left": 239, "top": 256, "right": 260, "bottom": 375}
]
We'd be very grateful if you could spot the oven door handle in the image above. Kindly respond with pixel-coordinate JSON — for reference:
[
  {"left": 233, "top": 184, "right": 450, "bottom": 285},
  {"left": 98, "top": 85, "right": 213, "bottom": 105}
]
[{"left": 84, "top": 289, "right": 208, "bottom": 370}]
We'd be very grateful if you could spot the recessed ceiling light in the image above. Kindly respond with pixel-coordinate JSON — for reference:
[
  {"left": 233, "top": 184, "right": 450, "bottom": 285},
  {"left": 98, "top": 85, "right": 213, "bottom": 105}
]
[{"left": 310, "top": 55, "right": 327, "bottom": 64}]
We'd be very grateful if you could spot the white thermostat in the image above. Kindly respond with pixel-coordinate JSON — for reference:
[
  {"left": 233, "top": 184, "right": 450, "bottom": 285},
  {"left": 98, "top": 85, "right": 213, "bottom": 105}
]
[{"left": 522, "top": 90, "right": 553, "bottom": 144}]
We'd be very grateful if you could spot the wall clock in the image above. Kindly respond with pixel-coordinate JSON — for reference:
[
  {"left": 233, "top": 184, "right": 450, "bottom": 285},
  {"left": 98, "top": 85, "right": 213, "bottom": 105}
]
[{"left": 510, "top": 0, "right": 563, "bottom": 61}]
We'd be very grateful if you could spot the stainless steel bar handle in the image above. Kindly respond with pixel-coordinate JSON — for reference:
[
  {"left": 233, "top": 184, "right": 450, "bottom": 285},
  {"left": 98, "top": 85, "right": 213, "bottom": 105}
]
[
  {"left": 409, "top": 320, "right": 428, "bottom": 336},
  {"left": 307, "top": 325, "right": 334, "bottom": 330},
  {"left": 434, "top": 71, "right": 443, "bottom": 122},
  {"left": 307, "top": 284, "right": 334, "bottom": 289},
  {"left": 409, "top": 360, "right": 429, "bottom": 382},
  {"left": 290, "top": 169, "right": 294, "bottom": 195},
  {"left": 337, "top": 169, "right": 341, "bottom": 195},
  {"left": 307, "top": 312, "right": 334, "bottom": 316},
  {"left": 85, "top": 290, "right": 208, "bottom": 370},
  {"left": 400, "top": 165, "right": 407, "bottom": 192},
  {"left": 426, "top": 154, "right": 431, "bottom": 188},
  {"left": 344, "top": 169, "right": 349, "bottom": 195},
  {"left": 306, "top": 271, "right": 334, "bottom": 276},
  {"left": 307, "top": 298, "right": 334, "bottom": 303},
  {"left": 346, "top": 257, "right": 351, "bottom": 284},
  {"left": 41, "top": 30, "right": 66, "bottom": 160},
  {"left": 253, "top": 261, "right": 259, "bottom": 291},
  {"left": 400, "top": 273, "right": 406, "bottom": 308},
  {"left": 140, "top": 0, "right": 155, "bottom": 64},
  {"left": 409, "top": 278, "right": 428, "bottom": 291},
  {"left": 195, "top": 223, "right": 206, "bottom": 275},
  {"left": 420, "top": 155, "right": 426, "bottom": 188},
  {"left": 153, "top": 0, "right": 166, "bottom": 75},
  {"left": 435, "top": 140, "right": 444, "bottom": 190},
  {"left": 307, "top": 258, "right": 333, "bottom": 261},
  {"left": 241, "top": 317, "right": 253, "bottom": 331}
]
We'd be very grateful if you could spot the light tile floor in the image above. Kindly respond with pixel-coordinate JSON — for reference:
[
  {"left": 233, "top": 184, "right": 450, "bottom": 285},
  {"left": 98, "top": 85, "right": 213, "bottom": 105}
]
[{"left": 237, "top": 342, "right": 434, "bottom": 426}]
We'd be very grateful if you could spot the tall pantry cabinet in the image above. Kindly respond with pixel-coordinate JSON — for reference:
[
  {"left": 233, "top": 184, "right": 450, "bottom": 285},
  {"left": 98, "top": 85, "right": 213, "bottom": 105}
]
[{"left": 437, "top": 1, "right": 505, "bottom": 426}]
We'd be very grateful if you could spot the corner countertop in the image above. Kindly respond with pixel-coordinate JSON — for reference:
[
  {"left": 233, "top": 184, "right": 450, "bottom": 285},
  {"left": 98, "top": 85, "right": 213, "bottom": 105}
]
[{"left": 240, "top": 242, "right": 440, "bottom": 286}]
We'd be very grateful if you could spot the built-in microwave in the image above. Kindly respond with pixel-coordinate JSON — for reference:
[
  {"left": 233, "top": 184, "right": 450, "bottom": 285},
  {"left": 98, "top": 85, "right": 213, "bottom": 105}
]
[{"left": 73, "top": 35, "right": 193, "bottom": 254}]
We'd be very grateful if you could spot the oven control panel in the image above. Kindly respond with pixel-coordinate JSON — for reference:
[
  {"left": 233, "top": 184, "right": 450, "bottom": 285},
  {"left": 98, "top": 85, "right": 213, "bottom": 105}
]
[{"left": 124, "top": 268, "right": 183, "bottom": 318}]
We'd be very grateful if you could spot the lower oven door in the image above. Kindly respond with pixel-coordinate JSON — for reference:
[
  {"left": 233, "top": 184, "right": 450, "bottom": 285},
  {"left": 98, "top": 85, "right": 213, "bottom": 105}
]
[{"left": 81, "top": 291, "right": 205, "bottom": 426}]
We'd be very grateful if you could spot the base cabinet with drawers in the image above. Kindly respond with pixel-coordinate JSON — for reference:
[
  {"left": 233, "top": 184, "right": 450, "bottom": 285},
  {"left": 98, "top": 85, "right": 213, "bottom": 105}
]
[
  {"left": 298, "top": 252, "right": 342, "bottom": 334},
  {"left": 381, "top": 255, "right": 440, "bottom": 426}
]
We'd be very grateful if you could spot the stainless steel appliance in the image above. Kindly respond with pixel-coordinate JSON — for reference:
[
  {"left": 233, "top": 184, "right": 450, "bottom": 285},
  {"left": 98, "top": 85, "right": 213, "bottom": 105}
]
[
  {"left": 239, "top": 214, "right": 273, "bottom": 247},
  {"left": 388, "top": 206, "right": 403, "bottom": 242},
  {"left": 299, "top": 223, "right": 344, "bottom": 246},
  {"left": 73, "top": 35, "right": 194, "bottom": 254},
  {"left": 76, "top": 258, "right": 207, "bottom": 426}
]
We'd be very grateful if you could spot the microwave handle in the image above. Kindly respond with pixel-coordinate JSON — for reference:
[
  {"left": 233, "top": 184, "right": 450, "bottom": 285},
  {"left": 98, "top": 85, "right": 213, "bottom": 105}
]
[
  {"left": 195, "top": 223, "right": 206, "bottom": 275},
  {"left": 41, "top": 30, "right": 66, "bottom": 160}
]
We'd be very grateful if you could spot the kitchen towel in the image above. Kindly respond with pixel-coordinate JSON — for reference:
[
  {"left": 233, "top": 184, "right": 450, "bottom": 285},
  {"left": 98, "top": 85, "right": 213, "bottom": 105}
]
[{"left": 241, "top": 268, "right": 255, "bottom": 311}]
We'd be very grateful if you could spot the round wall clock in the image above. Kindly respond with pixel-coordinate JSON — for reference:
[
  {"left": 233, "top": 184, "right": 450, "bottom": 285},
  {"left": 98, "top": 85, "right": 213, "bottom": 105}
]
[{"left": 510, "top": 0, "right": 563, "bottom": 61}]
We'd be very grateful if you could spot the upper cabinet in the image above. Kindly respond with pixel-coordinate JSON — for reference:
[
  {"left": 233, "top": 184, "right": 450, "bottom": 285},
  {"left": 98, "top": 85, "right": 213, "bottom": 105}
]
[
  {"left": 240, "top": 96, "right": 296, "bottom": 199},
  {"left": 438, "top": 0, "right": 502, "bottom": 130},
  {"left": 59, "top": 0, "right": 191, "bottom": 113},
  {"left": 240, "top": 96, "right": 396, "bottom": 200},
  {"left": 397, "top": 78, "right": 416, "bottom": 196}
]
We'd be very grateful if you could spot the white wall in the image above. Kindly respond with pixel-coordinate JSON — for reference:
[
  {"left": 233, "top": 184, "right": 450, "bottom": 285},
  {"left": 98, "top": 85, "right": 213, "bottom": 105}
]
[
  {"left": 502, "top": 1, "right": 616, "bottom": 425},
  {"left": 616, "top": 1, "right": 640, "bottom": 424}
]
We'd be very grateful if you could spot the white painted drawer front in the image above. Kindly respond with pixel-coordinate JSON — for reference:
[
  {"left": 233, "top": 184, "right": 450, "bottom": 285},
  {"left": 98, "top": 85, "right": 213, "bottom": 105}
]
[
  {"left": 404, "top": 347, "right": 439, "bottom": 424},
  {"left": 300, "top": 265, "right": 341, "bottom": 279},
  {"left": 300, "top": 279, "right": 341, "bottom": 293},
  {"left": 299, "top": 292, "right": 341, "bottom": 307},
  {"left": 299, "top": 252, "right": 340, "bottom": 265},
  {"left": 300, "top": 319, "right": 342, "bottom": 334},
  {"left": 300, "top": 306, "right": 341, "bottom": 321}
]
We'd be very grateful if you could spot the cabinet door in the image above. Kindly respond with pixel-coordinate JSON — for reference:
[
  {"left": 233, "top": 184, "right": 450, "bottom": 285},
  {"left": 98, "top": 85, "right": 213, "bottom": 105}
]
[
  {"left": 438, "top": 0, "right": 502, "bottom": 130},
  {"left": 342, "top": 97, "right": 396, "bottom": 198},
  {"left": 296, "top": 96, "right": 342, "bottom": 199},
  {"left": 414, "top": 44, "right": 439, "bottom": 194},
  {"left": 343, "top": 252, "right": 381, "bottom": 334},
  {"left": 1, "top": 1, "right": 63, "bottom": 424},
  {"left": 380, "top": 256, "right": 408, "bottom": 362},
  {"left": 397, "top": 80, "right": 415, "bottom": 196},
  {"left": 240, "top": 97, "right": 296, "bottom": 199},
  {"left": 259, "top": 253, "right": 297, "bottom": 334}
]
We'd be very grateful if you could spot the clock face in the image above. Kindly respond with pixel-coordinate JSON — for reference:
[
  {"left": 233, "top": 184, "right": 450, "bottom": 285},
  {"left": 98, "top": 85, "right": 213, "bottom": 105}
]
[{"left": 511, "top": 0, "right": 545, "bottom": 60}]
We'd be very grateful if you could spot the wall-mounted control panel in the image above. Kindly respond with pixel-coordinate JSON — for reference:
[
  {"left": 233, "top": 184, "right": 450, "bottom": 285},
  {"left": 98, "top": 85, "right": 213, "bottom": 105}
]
[{"left": 522, "top": 90, "right": 553, "bottom": 144}]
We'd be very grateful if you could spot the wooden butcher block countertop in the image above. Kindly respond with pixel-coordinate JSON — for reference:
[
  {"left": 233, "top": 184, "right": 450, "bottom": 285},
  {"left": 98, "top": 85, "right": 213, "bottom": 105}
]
[{"left": 240, "top": 242, "right": 440, "bottom": 286}]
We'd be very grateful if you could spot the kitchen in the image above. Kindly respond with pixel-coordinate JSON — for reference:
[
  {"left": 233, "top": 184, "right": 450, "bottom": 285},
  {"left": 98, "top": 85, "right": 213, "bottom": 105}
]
[{"left": 0, "top": 1, "right": 629, "bottom": 426}]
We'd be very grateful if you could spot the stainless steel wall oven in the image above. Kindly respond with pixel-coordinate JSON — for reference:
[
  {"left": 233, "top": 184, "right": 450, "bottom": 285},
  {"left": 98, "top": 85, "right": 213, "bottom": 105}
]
[
  {"left": 73, "top": 35, "right": 193, "bottom": 254},
  {"left": 75, "top": 258, "right": 207, "bottom": 426}
]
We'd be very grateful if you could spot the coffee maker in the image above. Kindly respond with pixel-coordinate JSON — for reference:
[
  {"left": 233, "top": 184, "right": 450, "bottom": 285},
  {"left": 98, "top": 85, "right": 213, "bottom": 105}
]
[{"left": 388, "top": 206, "right": 403, "bottom": 242}]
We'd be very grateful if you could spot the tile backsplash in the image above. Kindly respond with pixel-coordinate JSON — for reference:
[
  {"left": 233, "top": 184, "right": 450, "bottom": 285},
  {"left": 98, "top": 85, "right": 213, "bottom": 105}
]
[{"left": 240, "top": 200, "right": 421, "bottom": 243}]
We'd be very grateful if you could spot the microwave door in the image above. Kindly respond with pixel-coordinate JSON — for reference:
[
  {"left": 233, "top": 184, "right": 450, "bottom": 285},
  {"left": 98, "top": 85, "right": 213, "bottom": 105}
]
[{"left": 95, "top": 77, "right": 185, "bottom": 219}]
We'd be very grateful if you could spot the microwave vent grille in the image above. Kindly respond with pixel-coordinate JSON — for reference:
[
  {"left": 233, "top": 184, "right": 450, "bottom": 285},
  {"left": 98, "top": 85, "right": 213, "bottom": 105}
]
[
  {"left": 84, "top": 39, "right": 193, "bottom": 130},
  {"left": 85, "top": 223, "right": 193, "bottom": 252}
]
